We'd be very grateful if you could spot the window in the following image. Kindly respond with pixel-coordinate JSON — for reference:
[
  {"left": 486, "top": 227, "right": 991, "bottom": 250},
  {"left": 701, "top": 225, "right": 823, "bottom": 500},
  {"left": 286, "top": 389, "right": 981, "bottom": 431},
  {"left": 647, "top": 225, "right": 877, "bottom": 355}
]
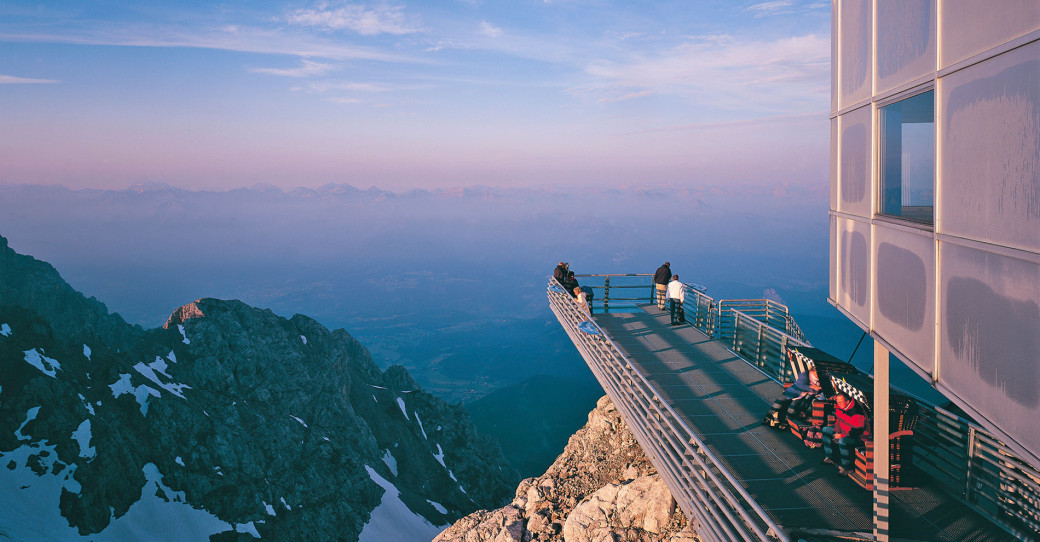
[{"left": 879, "top": 90, "right": 935, "bottom": 225}]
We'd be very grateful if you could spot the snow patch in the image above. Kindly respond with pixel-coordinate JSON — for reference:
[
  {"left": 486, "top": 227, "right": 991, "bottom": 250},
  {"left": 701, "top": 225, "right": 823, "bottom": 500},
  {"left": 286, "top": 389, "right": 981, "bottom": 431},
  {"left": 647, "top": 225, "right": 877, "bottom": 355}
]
[
  {"left": 133, "top": 360, "right": 190, "bottom": 399},
  {"left": 381, "top": 450, "right": 398, "bottom": 477},
  {"left": 290, "top": 415, "right": 308, "bottom": 428},
  {"left": 177, "top": 324, "right": 190, "bottom": 344},
  {"left": 83, "top": 344, "right": 92, "bottom": 360},
  {"left": 167, "top": 350, "right": 177, "bottom": 363},
  {"left": 432, "top": 443, "right": 446, "bottom": 468},
  {"left": 0, "top": 455, "right": 236, "bottom": 541},
  {"left": 396, "top": 397, "right": 409, "bottom": 420},
  {"left": 109, "top": 374, "right": 161, "bottom": 416},
  {"left": 322, "top": 436, "right": 330, "bottom": 442},
  {"left": 175, "top": 456, "right": 185, "bottom": 467},
  {"left": 264, "top": 502, "right": 276, "bottom": 516},
  {"left": 235, "top": 522, "right": 261, "bottom": 538},
  {"left": 368, "top": 384, "right": 387, "bottom": 390},
  {"left": 415, "top": 413, "right": 428, "bottom": 440},
  {"left": 15, "top": 407, "right": 40, "bottom": 441},
  {"left": 78, "top": 394, "right": 95, "bottom": 416},
  {"left": 24, "top": 349, "right": 61, "bottom": 378},
  {"left": 372, "top": 395, "right": 378, "bottom": 403},
  {"left": 359, "top": 465, "right": 445, "bottom": 542},
  {"left": 300, "top": 335, "right": 307, "bottom": 344},
  {"left": 280, "top": 497, "right": 292, "bottom": 510},
  {"left": 427, "top": 500, "right": 447, "bottom": 514},
  {"left": 0, "top": 323, "right": 11, "bottom": 336},
  {"left": 71, "top": 419, "right": 96, "bottom": 460}
]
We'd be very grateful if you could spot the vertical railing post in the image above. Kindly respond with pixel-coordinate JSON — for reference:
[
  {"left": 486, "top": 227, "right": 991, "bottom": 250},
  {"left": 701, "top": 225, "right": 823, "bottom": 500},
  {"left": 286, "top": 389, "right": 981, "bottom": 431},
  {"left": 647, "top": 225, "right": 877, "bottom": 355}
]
[
  {"left": 756, "top": 321, "right": 765, "bottom": 369},
  {"left": 604, "top": 276, "right": 610, "bottom": 313},
  {"left": 966, "top": 426, "right": 978, "bottom": 503}
]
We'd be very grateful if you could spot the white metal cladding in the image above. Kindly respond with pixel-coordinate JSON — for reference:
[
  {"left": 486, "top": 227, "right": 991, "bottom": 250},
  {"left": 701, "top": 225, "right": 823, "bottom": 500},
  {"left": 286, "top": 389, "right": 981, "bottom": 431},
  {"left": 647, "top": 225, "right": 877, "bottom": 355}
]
[
  {"left": 829, "top": 215, "right": 838, "bottom": 302},
  {"left": 838, "top": 105, "right": 872, "bottom": 217},
  {"left": 830, "top": 117, "right": 838, "bottom": 212},
  {"left": 546, "top": 283, "right": 788, "bottom": 542},
  {"left": 830, "top": 0, "right": 1040, "bottom": 468},
  {"left": 939, "top": 1, "right": 1040, "bottom": 68},
  {"left": 875, "top": 0, "right": 935, "bottom": 96},
  {"left": 872, "top": 225, "right": 935, "bottom": 374},
  {"left": 835, "top": 216, "right": 871, "bottom": 326},
  {"left": 938, "top": 242, "right": 1040, "bottom": 467},
  {"left": 939, "top": 40, "right": 1040, "bottom": 253},
  {"left": 839, "top": 0, "right": 872, "bottom": 108}
]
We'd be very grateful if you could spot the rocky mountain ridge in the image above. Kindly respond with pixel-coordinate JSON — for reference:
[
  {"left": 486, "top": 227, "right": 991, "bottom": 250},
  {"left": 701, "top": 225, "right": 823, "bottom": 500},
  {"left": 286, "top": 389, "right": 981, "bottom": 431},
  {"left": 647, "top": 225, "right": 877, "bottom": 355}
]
[
  {"left": 0, "top": 234, "right": 516, "bottom": 540},
  {"left": 435, "top": 396, "right": 700, "bottom": 542}
]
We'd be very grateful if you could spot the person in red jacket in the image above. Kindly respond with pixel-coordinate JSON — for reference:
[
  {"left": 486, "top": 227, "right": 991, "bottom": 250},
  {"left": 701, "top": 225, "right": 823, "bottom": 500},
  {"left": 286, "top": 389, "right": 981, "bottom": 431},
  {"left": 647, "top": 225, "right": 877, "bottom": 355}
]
[{"left": 821, "top": 392, "right": 868, "bottom": 475}]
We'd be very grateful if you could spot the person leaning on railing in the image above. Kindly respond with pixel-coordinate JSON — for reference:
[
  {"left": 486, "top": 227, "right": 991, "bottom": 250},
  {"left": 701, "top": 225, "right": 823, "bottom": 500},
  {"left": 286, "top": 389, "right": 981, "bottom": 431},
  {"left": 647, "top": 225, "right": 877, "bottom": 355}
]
[
  {"left": 821, "top": 392, "right": 868, "bottom": 475},
  {"left": 554, "top": 262, "right": 568, "bottom": 286},
  {"left": 666, "top": 274, "right": 685, "bottom": 325},
  {"left": 574, "top": 286, "right": 591, "bottom": 316},
  {"left": 654, "top": 262, "right": 671, "bottom": 310}
]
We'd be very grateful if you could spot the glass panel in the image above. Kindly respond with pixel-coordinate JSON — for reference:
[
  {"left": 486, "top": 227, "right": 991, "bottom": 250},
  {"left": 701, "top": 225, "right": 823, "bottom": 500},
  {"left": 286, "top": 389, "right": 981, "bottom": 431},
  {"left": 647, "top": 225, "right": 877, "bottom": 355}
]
[{"left": 879, "top": 91, "right": 935, "bottom": 224}]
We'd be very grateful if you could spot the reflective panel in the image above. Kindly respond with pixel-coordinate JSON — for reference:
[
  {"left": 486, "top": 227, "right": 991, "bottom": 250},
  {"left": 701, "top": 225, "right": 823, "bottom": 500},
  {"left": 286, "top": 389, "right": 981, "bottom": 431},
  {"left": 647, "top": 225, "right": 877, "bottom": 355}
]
[
  {"left": 830, "top": 117, "right": 838, "bottom": 212},
  {"left": 940, "top": 0, "right": 1040, "bottom": 67},
  {"left": 830, "top": 215, "right": 838, "bottom": 302},
  {"left": 940, "top": 243, "right": 1040, "bottom": 463},
  {"left": 940, "top": 42, "right": 1040, "bottom": 251},
  {"left": 831, "top": 0, "right": 839, "bottom": 114},
  {"left": 879, "top": 91, "right": 934, "bottom": 225},
  {"left": 876, "top": 0, "right": 935, "bottom": 94},
  {"left": 839, "top": 0, "right": 872, "bottom": 107},
  {"left": 836, "top": 217, "right": 870, "bottom": 326},
  {"left": 839, "top": 105, "right": 871, "bottom": 217},
  {"left": 874, "top": 227, "right": 935, "bottom": 373}
]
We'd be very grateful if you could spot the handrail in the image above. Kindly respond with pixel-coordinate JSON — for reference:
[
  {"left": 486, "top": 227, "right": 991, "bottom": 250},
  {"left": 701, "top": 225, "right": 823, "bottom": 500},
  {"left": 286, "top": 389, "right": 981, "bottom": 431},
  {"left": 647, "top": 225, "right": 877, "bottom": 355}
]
[
  {"left": 548, "top": 279, "right": 788, "bottom": 542},
  {"left": 549, "top": 272, "right": 1040, "bottom": 541}
]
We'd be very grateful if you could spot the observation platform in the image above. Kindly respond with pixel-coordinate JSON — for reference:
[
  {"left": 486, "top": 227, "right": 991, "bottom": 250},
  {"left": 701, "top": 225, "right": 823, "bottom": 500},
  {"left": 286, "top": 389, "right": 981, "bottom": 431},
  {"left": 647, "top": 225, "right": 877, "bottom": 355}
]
[
  {"left": 596, "top": 304, "right": 1006, "bottom": 541},
  {"left": 549, "top": 274, "right": 1036, "bottom": 542}
]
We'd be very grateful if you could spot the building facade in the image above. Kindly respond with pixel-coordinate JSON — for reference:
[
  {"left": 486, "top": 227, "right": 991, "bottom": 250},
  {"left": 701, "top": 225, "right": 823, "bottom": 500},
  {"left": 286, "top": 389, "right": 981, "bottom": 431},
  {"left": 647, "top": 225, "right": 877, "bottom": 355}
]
[{"left": 829, "top": 1, "right": 1040, "bottom": 466}]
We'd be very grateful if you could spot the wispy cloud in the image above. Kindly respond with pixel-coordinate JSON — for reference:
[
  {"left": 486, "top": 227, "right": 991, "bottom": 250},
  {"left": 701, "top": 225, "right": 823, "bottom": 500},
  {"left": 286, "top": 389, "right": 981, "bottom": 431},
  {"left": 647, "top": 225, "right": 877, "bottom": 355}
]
[
  {"left": 575, "top": 33, "right": 829, "bottom": 111},
  {"left": 252, "top": 59, "right": 337, "bottom": 78},
  {"left": 747, "top": 1, "right": 828, "bottom": 17},
  {"left": 286, "top": 3, "right": 422, "bottom": 35},
  {"left": 0, "top": 74, "right": 60, "bottom": 84},
  {"left": 478, "top": 21, "right": 503, "bottom": 38}
]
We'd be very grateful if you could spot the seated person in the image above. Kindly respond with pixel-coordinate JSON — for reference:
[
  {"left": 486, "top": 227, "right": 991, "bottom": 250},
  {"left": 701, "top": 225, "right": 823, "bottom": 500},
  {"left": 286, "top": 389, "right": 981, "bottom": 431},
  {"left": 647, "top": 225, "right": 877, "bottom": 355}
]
[
  {"left": 762, "top": 368, "right": 821, "bottom": 429},
  {"left": 821, "top": 391, "right": 868, "bottom": 475}
]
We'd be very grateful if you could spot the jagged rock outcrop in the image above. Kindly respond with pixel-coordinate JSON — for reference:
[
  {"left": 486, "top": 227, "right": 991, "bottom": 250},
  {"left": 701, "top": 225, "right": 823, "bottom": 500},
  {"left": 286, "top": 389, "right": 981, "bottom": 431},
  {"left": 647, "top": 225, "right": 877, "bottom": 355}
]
[
  {"left": 0, "top": 235, "right": 517, "bottom": 540},
  {"left": 435, "top": 396, "right": 700, "bottom": 542}
]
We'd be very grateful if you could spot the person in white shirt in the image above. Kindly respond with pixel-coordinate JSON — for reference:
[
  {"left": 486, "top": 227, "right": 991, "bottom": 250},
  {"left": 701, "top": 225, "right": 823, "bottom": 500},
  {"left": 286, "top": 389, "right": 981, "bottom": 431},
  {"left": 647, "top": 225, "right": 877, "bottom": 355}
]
[
  {"left": 666, "top": 275, "right": 685, "bottom": 325},
  {"left": 574, "top": 287, "right": 590, "bottom": 316}
]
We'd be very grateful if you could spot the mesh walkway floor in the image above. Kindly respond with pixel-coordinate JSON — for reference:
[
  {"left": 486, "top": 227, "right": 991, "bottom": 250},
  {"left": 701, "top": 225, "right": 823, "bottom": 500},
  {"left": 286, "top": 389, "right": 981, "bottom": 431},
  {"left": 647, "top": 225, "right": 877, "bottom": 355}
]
[{"left": 593, "top": 305, "right": 1011, "bottom": 541}]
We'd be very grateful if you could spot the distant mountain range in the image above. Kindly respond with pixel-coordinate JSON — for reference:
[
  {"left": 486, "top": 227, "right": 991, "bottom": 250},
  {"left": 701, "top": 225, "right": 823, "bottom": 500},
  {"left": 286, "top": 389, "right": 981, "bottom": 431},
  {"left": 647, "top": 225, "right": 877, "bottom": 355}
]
[{"left": 0, "top": 235, "right": 517, "bottom": 540}]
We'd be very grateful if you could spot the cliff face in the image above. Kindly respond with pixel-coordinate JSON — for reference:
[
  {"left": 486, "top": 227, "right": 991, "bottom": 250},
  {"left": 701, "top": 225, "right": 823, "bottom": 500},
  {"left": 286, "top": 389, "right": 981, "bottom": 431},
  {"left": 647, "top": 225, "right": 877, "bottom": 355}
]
[
  {"left": 0, "top": 235, "right": 517, "bottom": 541},
  {"left": 436, "top": 396, "right": 700, "bottom": 542}
]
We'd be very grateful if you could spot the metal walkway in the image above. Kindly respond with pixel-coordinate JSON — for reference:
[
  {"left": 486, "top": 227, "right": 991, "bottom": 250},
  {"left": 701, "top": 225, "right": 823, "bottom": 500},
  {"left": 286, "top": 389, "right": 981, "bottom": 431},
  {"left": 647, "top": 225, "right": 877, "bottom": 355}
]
[{"left": 591, "top": 305, "right": 1011, "bottom": 541}]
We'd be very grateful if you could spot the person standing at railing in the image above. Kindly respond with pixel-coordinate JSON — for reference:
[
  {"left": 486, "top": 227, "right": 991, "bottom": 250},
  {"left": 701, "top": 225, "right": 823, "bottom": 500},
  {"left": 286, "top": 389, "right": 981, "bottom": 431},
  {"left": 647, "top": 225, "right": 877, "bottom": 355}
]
[
  {"left": 574, "top": 286, "right": 591, "bottom": 317},
  {"left": 667, "top": 274, "right": 685, "bottom": 325},
  {"left": 563, "top": 271, "right": 580, "bottom": 298},
  {"left": 554, "top": 262, "right": 568, "bottom": 286},
  {"left": 654, "top": 262, "right": 671, "bottom": 310}
]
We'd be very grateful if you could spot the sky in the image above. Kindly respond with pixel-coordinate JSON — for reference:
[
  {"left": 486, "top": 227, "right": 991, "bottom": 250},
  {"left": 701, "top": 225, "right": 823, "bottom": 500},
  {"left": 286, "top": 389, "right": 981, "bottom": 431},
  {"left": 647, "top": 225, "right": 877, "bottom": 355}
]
[{"left": 0, "top": 1, "right": 832, "bottom": 191}]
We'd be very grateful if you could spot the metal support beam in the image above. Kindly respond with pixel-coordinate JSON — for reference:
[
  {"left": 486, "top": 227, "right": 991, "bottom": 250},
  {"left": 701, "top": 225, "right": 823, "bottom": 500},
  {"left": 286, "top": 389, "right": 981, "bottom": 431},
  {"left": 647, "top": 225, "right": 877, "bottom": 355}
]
[{"left": 874, "top": 341, "right": 891, "bottom": 541}]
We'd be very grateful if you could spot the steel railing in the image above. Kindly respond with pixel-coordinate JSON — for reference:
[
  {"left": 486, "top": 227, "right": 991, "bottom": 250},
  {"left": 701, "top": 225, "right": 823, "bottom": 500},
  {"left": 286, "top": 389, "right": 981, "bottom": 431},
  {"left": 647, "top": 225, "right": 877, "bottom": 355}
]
[
  {"left": 548, "top": 279, "right": 788, "bottom": 542},
  {"left": 549, "top": 274, "right": 1040, "bottom": 541}
]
